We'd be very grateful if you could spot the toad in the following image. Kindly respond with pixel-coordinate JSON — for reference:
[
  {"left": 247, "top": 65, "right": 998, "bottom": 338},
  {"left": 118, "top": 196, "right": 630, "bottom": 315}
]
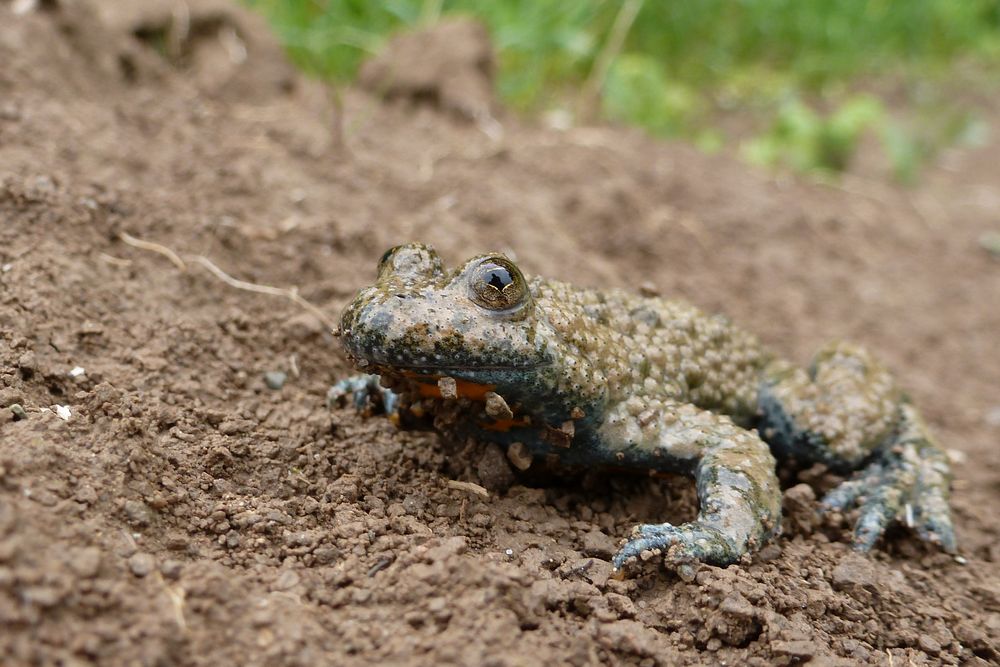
[{"left": 332, "top": 244, "right": 956, "bottom": 571}]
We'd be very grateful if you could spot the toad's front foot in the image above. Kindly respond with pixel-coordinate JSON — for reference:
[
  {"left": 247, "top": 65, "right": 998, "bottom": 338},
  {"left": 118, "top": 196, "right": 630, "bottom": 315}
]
[
  {"left": 613, "top": 521, "right": 743, "bottom": 572},
  {"left": 327, "top": 373, "right": 401, "bottom": 418},
  {"left": 819, "top": 405, "right": 956, "bottom": 553}
]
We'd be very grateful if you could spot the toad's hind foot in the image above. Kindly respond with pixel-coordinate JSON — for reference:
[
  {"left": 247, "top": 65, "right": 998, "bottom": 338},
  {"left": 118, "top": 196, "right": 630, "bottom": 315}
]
[{"left": 820, "top": 404, "right": 956, "bottom": 553}]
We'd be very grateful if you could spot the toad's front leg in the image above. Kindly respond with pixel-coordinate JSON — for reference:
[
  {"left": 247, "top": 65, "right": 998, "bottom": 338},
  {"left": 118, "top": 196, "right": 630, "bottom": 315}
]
[
  {"left": 328, "top": 373, "right": 402, "bottom": 417},
  {"left": 603, "top": 402, "right": 782, "bottom": 571}
]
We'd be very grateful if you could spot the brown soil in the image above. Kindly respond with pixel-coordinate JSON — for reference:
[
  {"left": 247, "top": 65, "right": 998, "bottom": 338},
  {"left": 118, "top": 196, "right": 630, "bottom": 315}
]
[{"left": 2, "top": 2, "right": 999, "bottom": 665}]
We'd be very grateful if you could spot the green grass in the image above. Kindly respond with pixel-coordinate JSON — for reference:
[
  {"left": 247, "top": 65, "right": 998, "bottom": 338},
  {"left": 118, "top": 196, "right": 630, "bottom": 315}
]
[{"left": 244, "top": 0, "right": 1000, "bottom": 180}]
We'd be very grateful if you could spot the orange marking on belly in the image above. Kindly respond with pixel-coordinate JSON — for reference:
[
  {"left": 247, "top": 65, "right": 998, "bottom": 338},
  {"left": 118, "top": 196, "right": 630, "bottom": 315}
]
[
  {"left": 415, "top": 382, "right": 443, "bottom": 398},
  {"left": 480, "top": 416, "right": 531, "bottom": 432},
  {"left": 453, "top": 379, "right": 496, "bottom": 400},
  {"left": 403, "top": 371, "right": 496, "bottom": 401}
]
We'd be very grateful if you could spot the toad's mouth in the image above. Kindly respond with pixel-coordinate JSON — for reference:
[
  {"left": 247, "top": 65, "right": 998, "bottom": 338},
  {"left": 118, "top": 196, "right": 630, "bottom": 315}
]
[
  {"left": 374, "top": 361, "right": 551, "bottom": 373},
  {"left": 349, "top": 359, "right": 551, "bottom": 402},
  {"left": 350, "top": 357, "right": 552, "bottom": 375}
]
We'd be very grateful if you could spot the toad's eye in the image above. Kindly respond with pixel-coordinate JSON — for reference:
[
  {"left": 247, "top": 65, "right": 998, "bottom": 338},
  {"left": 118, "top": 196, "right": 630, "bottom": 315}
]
[
  {"left": 469, "top": 257, "right": 528, "bottom": 311},
  {"left": 376, "top": 243, "right": 445, "bottom": 282}
]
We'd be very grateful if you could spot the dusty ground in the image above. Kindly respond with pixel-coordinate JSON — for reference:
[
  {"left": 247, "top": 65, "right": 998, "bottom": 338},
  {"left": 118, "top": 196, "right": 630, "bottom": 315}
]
[{"left": 1, "top": 2, "right": 999, "bottom": 665}]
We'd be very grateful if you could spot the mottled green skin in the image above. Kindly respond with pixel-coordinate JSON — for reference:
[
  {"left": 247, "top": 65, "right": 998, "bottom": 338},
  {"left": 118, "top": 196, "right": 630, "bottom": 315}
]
[{"left": 336, "top": 244, "right": 956, "bottom": 571}]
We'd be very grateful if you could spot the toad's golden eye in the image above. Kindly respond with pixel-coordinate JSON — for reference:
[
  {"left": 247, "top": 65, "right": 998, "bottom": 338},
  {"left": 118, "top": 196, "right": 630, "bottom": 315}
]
[{"left": 468, "top": 257, "right": 528, "bottom": 311}]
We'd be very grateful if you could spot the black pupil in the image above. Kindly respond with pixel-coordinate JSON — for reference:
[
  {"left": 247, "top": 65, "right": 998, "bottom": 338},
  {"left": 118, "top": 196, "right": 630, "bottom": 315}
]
[{"left": 484, "top": 266, "right": 513, "bottom": 291}]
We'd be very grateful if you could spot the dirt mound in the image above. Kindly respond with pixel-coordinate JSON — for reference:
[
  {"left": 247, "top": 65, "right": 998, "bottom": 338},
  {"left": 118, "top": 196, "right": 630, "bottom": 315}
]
[
  {"left": 2, "top": 2, "right": 999, "bottom": 665},
  {"left": 359, "top": 17, "right": 497, "bottom": 124}
]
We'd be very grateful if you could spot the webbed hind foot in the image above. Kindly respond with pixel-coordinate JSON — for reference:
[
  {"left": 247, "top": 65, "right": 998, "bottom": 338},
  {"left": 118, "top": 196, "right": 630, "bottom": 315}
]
[{"left": 820, "top": 405, "right": 956, "bottom": 553}]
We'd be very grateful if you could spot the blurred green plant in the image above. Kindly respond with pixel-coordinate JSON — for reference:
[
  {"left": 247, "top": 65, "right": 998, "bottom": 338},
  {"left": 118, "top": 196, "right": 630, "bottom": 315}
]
[
  {"left": 244, "top": 0, "right": 1000, "bottom": 180},
  {"left": 742, "top": 96, "right": 885, "bottom": 175}
]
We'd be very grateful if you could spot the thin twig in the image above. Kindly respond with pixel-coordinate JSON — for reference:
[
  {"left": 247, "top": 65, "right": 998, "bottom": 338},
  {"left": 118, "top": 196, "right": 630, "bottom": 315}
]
[
  {"left": 187, "top": 255, "right": 339, "bottom": 332},
  {"left": 117, "top": 232, "right": 339, "bottom": 332},
  {"left": 98, "top": 252, "right": 133, "bottom": 267},
  {"left": 152, "top": 570, "right": 188, "bottom": 632},
  {"left": 446, "top": 479, "right": 490, "bottom": 499},
  {"left": 119, "top": 232, "right": 187, "bottom": 270}
]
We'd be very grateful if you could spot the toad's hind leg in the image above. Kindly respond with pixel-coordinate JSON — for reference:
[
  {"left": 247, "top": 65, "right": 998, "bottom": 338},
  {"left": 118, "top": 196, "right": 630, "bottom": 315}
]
[{"left": 758, "top": 342, "right": 955, "bottom": 552}]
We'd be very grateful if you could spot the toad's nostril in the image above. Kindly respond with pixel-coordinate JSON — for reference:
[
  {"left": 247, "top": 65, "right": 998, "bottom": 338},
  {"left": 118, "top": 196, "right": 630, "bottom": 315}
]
[{"left": 395, "top": 294, "right": 408, "bottom": 299}]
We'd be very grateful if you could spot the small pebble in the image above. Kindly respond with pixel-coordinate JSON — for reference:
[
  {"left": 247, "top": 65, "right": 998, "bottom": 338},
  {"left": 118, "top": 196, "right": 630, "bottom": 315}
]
[
  {"left": 506, "top": 442, "right": 533, "bottom": 471},
  {"left": 9, "top": 404, "right": 27, "bottom": 420},
  {"left": 917, "top": 635, "right": 941, "bottom": 655},
  {"left": 22, "top": 585, "right": 62, "bottom": 608},
  {"left": 263, "top": 371, "right": 287, "bottom": 390},
  {"left": 161, "top": 559, "right": 184, "bottom": 580},
  {"left": 676, "top": 562, "right": 697, "bottom": 582},
  {"left": 272, "top": 569, "right": 300, "bottom": 591},
  {"left": 719, "top": 592, "right": 756, "bottom": 620},
  {"left": 437, "top": 376, "right": 457, "bottom": 400},
  {"left": 832, "top": 553, "right": 875, "bottom": 591},
  {"left": 225, "top": 531, "right": 241, "bottom": 549},
  {"left": 476, "top": 443, "right": 515, "bottom": 492},
  {"left": 123, "top": 499, "right": 153, "bottom": 527},
  {"left": 0, "top": 387, "right": 24, "bottom": 406},
  {"left": 17, "top": 351, "right": 36, "bottom": 373},
  {"left": 68, "top": 546, "right": 102, "bottom": 578},
  {"left": 128, "top": 552, "right": 155, "bottom": 577},
  {"left": 581, "top": 530, "right": 616, "bottom": 559},
  {"left": 772, "top": 640, "right": 817, "bottom": 659},
  {"left": 484, "top": 391, "right": 513, "bottom": 420},
  {"left": 945, "top": 448, "right": 967, "bottom": 465},
  {"left": 757, "top": 543, "right": 783, "bottom": 562}
]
